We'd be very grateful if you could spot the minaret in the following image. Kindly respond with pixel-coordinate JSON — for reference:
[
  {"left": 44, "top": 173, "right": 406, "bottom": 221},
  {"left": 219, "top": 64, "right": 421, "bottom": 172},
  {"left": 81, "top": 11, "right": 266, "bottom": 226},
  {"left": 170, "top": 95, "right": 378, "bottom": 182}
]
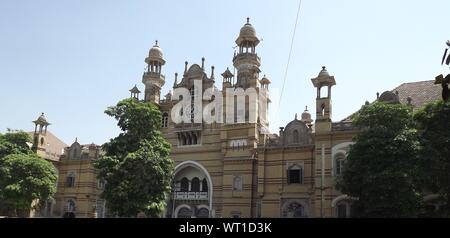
[
  {"left": 32, "top": 113, "right": 50, "bottom": 154},
  {"left": 311, "top": 66, "right": 336, "bottom": 133},
  {"left": 233, "top": 17, "right": 261, "bottom": 89},
  {"left": 143, "top": 40, "right": 166, "bottom": 104}
]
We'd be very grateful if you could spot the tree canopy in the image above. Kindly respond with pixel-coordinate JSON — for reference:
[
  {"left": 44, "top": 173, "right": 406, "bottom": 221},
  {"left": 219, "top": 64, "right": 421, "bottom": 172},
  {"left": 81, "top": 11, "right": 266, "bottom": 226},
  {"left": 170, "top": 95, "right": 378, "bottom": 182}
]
[
  {"left": 414, "top": 100, "right": 450, "bottom": 216},
  {"left": 337, "top": 102, "right": 422, "bottom": 217},
  {"left": 95, "top": 98, "right": 173, "bottom": 217},
  {"left": 0, "top": 132, "right": 57, "bottom": 217}
]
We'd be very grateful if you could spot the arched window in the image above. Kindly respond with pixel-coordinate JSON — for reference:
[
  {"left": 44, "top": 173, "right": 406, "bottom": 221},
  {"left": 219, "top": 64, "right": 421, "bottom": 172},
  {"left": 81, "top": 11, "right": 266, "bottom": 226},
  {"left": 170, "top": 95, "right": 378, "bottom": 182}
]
[
  {"left": 67, "top": 200, "right": 76, "bottom": 212},
  {"left": 178, "top": 207, "right": 192, "bottom": 218},
  {"left": 180, "top": 178, "right": 189, "bottom": 192},
  {"left": 40, "top": 137, "right": 45, "bottom": 146},
  {"left": 233, "top": 176, "right": 243, "bottom": 191},
  {"left": 186, "top": 134, "right": 192, "bottom": 145},
  {"left": 287, "top": 165, "right": 303, "bottom": 184},
  {"left": 162, "top": 113, "right": 169, "bottom": 128},
  {"left": 293, "top": 130, "right": 299, "bottom": 144},
  {"left": 192, "top": 134, "right": 198, "bottom": 145},
  {"left": 197, "top": 208, "right": 209, "bottom": 218},
  {"left": 181, "top": 134, "right": 186, "bottom": 146},
  {"left": 321, "top": 104, "right": 326, "bottom": 117},
  {"left": 191, "top": 177, "right": 200, "bottom": 192},
  {"left": 201, "top": 178, "right": 208, "bottom": 192},
  {"left": 335, "top": 200, "right": 354, "bottom": 218},
  {"left": 283, "top": 202, "right": 306, "bottom": 218},
  {"left": 66, "top": 172, "right": 76, "bottom": 187}
]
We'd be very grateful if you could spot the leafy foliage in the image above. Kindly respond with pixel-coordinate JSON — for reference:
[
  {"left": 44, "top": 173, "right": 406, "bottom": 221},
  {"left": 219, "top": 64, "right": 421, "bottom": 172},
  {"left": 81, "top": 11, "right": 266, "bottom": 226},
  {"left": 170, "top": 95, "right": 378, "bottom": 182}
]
[
  {"left": 95, "top": 99, "right": 173, "bottom": 217},
  {"left": 337, "top": 102, "right": 422, "bottom": 217},
  {"left": 0, "top": 132, "right": 57, "bottom": 217},
  {"left": 414, "top": 100, "right": 450, "bottom": 216}
]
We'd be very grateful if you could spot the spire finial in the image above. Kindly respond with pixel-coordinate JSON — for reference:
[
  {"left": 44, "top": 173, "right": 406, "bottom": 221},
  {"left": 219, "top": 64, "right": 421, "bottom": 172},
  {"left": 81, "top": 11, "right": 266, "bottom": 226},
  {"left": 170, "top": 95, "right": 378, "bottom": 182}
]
[
  {"left": 211, "top": 66, "right": 215, "bottom": 79},
  {"left": 295, "top": 113, "right": 298, "bottom": 120},
  {"left": 155, "top": 40, "right": 158, "bottom": 46},
  {"left": 75, "top": 137, "right": 78, "bottom": 143},
  {"left": 184, "top": 61, "right": 188, "bottom": 73},
  {"left": 322, "top": 66, "right": 326, "bottom": 70},
  {"left": 305, "top": 106, "right": 308, "bottom": 111},
  {"left": 247, "top": 17, "right": 250, "bottom": 24},
  {"left": 174, "top": 73, "right": 178, "bottom": 87},
  {"left": 202, "top": 57, "right": 205, "bottom": 70}
]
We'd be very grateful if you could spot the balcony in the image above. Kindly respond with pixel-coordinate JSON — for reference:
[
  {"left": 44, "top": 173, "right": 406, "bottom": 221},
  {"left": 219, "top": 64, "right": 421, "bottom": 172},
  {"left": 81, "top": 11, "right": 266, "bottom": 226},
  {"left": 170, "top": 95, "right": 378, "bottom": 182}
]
[
  {"left": 173, "top": 192, "right": 208, "bottom": 201},
  {"left": 143, "top": 71, "right": 165, "bottom": 80}
]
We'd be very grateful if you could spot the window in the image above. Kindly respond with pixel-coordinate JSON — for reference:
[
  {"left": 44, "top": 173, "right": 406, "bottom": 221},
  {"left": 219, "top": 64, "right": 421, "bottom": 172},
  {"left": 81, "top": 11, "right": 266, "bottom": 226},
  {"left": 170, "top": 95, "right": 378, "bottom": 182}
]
[
  {"left": 191, "top": 177, "right": 200, "bottom": 192},
  {"left": 337, "top": 204, "right": 347, "bottom": 218},
  {"left": 197, "top": 208, "right": 209, "bottom": 218},
  {"left": 336, "top": 156, "right": 346, "bottom": 176},
  {"left": 282, "top": 202, "right": 306, "bottom": 218},
  {"left": 287, "top": 165, "right": 303, "bottom": 184},
  {"left": 67, "top": 200, "right": 76, "bottom": 212},
  {"left": 40, "top": 137, "right": 45, "bottom": 146},
  {"left": 201, "top": 178, "right": 208, "bottom": 192},
  {"left": 233, "top": 176, "right": 243, "bottom": 191},
  {"left": 180, "top": 178, "right": 189, "bottom": 192},
  {"left": 66, "top": 172, "right": 76, "bottom": 187},
  {"left": 97, "top": 179, "right": 105, "bottom": 189},
  {"left": 96, "top": 199, "right": 106, "bottom": 218},
  {"left": 162, "top": 113, "right": 169, "bottom": 128}
]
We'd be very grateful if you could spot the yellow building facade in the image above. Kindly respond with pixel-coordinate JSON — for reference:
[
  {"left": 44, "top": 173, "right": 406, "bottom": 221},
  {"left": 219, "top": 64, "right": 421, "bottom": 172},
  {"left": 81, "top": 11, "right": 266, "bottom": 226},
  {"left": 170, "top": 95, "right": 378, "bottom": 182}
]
[{"left": 29, "top": 18, "right": 442, "bottom": 218}]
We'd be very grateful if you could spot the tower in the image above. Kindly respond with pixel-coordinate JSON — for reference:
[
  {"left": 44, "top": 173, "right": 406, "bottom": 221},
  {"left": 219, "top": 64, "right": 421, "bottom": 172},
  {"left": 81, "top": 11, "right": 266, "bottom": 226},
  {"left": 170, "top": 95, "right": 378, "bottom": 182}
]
[
  {"left": 143, "top": 40, "right": 166, "bottom": 104},
  {"left": 311, "top": 66, "right": 336, "bottom": 133},
  {"left": 32, "top": 113, "right": 50, "bottom": 154},
  {"left": 233, "top": 17, "right": 261, "bottom": 89}
]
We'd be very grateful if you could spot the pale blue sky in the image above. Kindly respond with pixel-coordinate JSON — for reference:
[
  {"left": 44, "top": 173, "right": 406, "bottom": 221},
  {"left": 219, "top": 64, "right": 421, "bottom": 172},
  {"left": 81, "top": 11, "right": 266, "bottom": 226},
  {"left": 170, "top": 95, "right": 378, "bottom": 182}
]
[{"left": 0, "top": 0, "right": 449, "bottom": 145}]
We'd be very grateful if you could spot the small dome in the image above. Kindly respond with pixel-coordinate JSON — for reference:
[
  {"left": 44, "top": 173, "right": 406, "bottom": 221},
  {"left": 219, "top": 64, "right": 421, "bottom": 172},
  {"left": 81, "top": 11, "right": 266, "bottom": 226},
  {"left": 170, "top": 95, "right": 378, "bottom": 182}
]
[
  {"left": 235, "top": 18, "right": 260, "bottom": 46},
  {"left": 301, "top": 107, "right": 311, "bottom": 120},
  {"left": 318, "top": 66, "right": 330, "bottom": 78},
  {"left": 147, "top": 40, "right": 165, "bottom": 64},
  {"left": 34, "top": 112, "right": 50, "bottom": 125},
  {"left": 260, "top": 75, "right": 271, "bottom": 84}
]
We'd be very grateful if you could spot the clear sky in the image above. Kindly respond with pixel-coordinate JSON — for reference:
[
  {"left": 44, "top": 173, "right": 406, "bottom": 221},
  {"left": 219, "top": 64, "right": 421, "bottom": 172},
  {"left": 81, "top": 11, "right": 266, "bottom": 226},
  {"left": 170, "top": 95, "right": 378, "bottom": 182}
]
[{"left": 1, "top": 0, "right": 449, "bottom": 145}]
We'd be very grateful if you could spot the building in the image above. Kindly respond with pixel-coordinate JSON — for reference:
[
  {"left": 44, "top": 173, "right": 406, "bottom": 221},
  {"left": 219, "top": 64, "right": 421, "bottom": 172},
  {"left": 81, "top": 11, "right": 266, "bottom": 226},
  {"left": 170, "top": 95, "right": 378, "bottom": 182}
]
[
  {"left": 29, "top": 114, "right": 105, "bottom": 218},
  {"left": 131, "top": 18, "right": 442, "bottom": 218}
]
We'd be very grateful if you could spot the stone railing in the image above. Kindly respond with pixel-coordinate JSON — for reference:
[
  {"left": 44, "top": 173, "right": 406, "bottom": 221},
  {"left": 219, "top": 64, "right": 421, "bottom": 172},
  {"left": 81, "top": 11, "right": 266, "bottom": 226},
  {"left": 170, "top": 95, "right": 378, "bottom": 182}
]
[{"left": 173, "top": 192, "right": 208, "bottom": 201}]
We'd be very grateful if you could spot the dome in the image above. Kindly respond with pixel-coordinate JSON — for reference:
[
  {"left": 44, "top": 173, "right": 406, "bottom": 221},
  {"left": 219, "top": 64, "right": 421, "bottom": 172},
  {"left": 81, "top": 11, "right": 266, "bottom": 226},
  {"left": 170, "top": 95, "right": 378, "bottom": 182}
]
[
  {"left": 146, "top": 40, "right": 165, "bottom": 64},
  {"left": 260, "top": 75, "right": 271, "bottom": 84},
  {"left": 318, "top": 66, "right": 330, "bottom": 78},
  {"left": 301, "top": 106, "right": 312, "bottom": 122},
  {"left": 235, "top": 18, "right": 260, "bottom": 46},
  {"left": 33, "top": 112, "right": 50, "bottom": 125}
]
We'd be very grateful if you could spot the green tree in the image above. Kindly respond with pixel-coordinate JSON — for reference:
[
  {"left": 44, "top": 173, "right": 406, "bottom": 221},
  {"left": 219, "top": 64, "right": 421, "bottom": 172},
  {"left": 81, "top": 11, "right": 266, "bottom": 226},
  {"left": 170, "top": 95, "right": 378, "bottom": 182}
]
[
  {"left": 0, "top": 132, "right": 57, "bottom": 217},
  {"left": 336, "top": 102, "right": 422, "bottom": 217},
  {"left": 414, "top": 100, "right": 450, "bottom": 217},
  {"left": 94, "top": 98, "right": 173, "bottom": 217}
]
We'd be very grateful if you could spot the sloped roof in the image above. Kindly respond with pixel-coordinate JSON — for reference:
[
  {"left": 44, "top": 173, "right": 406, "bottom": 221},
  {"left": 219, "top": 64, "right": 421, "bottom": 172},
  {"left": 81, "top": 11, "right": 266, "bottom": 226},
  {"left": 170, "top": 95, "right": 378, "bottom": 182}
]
[
  {"left": 28, "top": 131, "right": 68, "bottom": 160},
  {"left": 391, "top": 80, "right": 441, "bottom": 109},
  {"left": 339, "top": 80, "right": 441, "bottom": 122}
]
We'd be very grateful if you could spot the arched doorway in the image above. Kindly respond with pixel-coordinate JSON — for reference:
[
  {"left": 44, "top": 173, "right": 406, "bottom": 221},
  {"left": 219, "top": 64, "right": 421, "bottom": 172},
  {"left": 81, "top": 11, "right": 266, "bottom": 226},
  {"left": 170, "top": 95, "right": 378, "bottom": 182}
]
[{"left": 168, "top": 161, "right": 213, "bottom": 218}]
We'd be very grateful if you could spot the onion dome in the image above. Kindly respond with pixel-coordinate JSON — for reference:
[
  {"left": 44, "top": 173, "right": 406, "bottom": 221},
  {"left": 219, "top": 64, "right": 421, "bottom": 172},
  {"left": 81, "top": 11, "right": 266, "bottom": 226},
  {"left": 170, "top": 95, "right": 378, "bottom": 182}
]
[
  {"left": 33, "top": 113, "right": 50, "bottom": 125},
  {"left": 145, "top": 40, "right": 166, "bottom": 65},
  {"left": 260, "top": 75, "right": 271, "bottom": 85},
  {"left": 318, "top": 66, "right": 330, "bottom": 78},
  {"left": 235, "top": 17, "right": 260, "bottom": 46}
]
